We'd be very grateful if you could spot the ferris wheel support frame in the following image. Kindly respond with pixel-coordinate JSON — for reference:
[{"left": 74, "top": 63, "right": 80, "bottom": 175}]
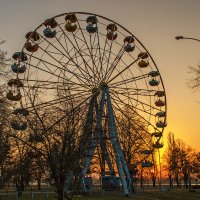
[
  {"left": 105, "top": 86, "right": 131, "bottom": 194},
  {"left": 80, "top": 86, "right": 131, "bottom": 195}
]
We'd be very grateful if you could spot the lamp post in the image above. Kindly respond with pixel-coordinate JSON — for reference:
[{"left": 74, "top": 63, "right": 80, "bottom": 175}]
[
  {"left": 175, "top": 35, "right": 200, "bottom": 43},
  {"left": 175, "top": 35, "right": 200, "bottom": 91}
]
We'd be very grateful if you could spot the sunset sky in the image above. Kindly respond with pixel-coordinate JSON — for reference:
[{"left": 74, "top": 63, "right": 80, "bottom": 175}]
[{"left": 0, "top": 0, "right": 199, "bottom": 151}]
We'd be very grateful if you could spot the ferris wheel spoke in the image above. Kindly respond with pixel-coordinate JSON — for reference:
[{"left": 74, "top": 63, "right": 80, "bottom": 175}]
[
  {"left": 25, "top": 55, "right": 62, "bottom": 79},
  {"left": 113, "top": 105, "right": 153, "bottom": 139},
  {"left": 62, "top": 34, "right": 90, "bottom": 63},
  {"left": 88, "top": 33, "right": 101, "bottom": 81},
  {"left": 62, "top": 26, "right": 95, "bottom": 83},
  {"left": 107, "top": 57, "right": 140, "bottom": 84},
  {"left": 75, "top": 30, "right": 100, "bottom": 79},
  {"left": 103, "top": 38, "right": 115, "bottom": 81},
  {"left": 109, "top": 73, "right": 149, "bottom": 88},
  {"left": 26, "top": 99, "right": 68, "bottom": 113},
  {"left": 24, "top": 89, "right": 90, "bottom": 112},
  {"left": 95, "top": 28, "right": 104, "bottom": 79},
  {"left": 36, "top": 34, "right": 93, "bottom": 86},
  {"left": 45, "top": 92, "right": 93, "bottom": 132},
  {"left": 25, "top": 53, "right": 91, "bottom": 89},
  {"left": 56, "top": 34, "right": 97, "bottom": 85},
  {"left": 110, "top": 91, "right": 161, "bottom": 133},
  {"left": 20, "top": 78, "right": 88, "bottom": 92},
  {"left": 74, "top": 21, "right": 102, "bottom": 83},
  {"left": 92, "top": 46, "right": 102, "bottom": 71},
  {"left": 27, "top": 50, "right": 86, "bottom": 84},
  {"left": 111, "top": 103, "right": 152, "bottom": 149},
  {"left": 67, "top": 37, "right": 94, "bottom": 79},
  {"left": 111, "top": 94, "right": 153, "bottom": 118},
  {"left": 31, "top": 34, "right": 66, "bottom": 64},
  {"left": 20, "top": 79, "right": 89, "bottom": 91},
  {"left": 44, "top": 50, "right": 65, "bottom": 57},
  {"left": 55, "top": 26, "right": 97, "bottom": 85},
  {"left": 110, "top": 89, "right": 161, "bottom": 115},
  {"left": 99, "top": 35, "right": 109, "bottom": 79},
  {"left": 110, "top": 86, "right": 159, "bottom": 95},
  {"left": 25, "top": 60, "right": 90, "bottom": 89},
  {"left": 20, "top": 79, "right": 64, "bottom": 86},
  {"left": 110, "top": 93, "right": 155, "bottom": 128},
  {"left": 22, "top": 84, "right": 89, "bottom": 92},
  {"left": 39, "top": 55, "right": 63, "bottom": 76},
  {"left": 112, "top": 89, "right": 152, "bottom": 97},
  {"left": 26, "top": 45, "right": 56, "bottom": 77},
  {"left": 104, "top": 46, "right": 125, "bottom": 81},
  {"left": 115, "top": 115, "right": 152, "bottom": 151},
  {"left": 74, "top": 34, "right": 100, "bottom": 84},
  {"left": 89, "top": 34, "right": 97, "bottom": 76},
  {"left": 110, "top": 87, "right": 155, "bottom": 97}
]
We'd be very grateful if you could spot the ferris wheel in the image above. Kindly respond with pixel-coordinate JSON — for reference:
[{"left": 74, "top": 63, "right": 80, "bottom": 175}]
[{"left": 7, "top": 12, "right": 167, "bottom": 195}]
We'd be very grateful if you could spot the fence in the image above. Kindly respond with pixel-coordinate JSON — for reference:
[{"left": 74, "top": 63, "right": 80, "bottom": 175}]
[{"left": 0, "top": 190, "right": 54, "bottom": 200}]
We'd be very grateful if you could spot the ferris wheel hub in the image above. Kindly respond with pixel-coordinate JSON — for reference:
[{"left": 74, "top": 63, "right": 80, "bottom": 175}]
[{"left": 99, "top": 81, "right": 108, "bottom": 89}]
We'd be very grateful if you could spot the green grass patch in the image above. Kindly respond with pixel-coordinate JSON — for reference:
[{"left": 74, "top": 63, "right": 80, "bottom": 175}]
[
  {"left": 0, "top": 188, "right": 199, "bottom": 200},
  {"left": 142, "top": 189, "right": 200, "bottom": 200}
]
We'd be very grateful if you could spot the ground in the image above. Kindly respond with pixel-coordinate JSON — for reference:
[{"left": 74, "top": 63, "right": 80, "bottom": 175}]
[{"left": 0, "top": 188, "right": 200, "bottom": 200}]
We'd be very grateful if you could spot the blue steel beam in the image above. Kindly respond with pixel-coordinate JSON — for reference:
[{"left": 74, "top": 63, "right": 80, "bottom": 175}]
[
  {"left": 99, "top": 130, "right": 115, "bottom": 175},
  {"left": 104, "top": 86, "right": 131, "bottom": 195},
  {"left": 81, "top": 91, "right": 105, "bottom": 176}
]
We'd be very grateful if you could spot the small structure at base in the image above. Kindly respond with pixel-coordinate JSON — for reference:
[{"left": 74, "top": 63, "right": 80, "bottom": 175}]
[{"left": 101, "top": 176, "right": 120, "bottom": 191}]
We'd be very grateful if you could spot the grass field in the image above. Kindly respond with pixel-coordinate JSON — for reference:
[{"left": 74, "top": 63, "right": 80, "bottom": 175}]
[{"left": 0, "top": 188, "right": 200, "bottom": 200}]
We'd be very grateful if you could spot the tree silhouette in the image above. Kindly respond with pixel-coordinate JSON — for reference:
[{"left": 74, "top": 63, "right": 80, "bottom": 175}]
[
  {"left": 163, "top": 132, "right": 197, "bottom": 189},
  {"left": 0, "top": 40, "right": 12, "bottom": 188},
  {"left": 187, "top": 65, "right": 200, "bottom": 91}
]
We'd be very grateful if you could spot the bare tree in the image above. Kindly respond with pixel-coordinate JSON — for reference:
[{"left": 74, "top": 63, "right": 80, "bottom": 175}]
[
  {"left": 9, "top": 133, "right": 32, "bottom": 197},
  {"left": 187, "top": 65, "right": 200, "bottom": 91},
  {"left": 163, "top": 132, "right": 196, "bottom": 189},
  {"left": 0, "top": 39, "right": 11, "bottom": 87},
  {"left": 191, "top": 152, "right": 200, "bottom": 181},
  {"left": 10, "top": 87, "right": 87, "bottom": 200},
  {"left": 0, "top": 41, "right": 12, "bottom": 188}
]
